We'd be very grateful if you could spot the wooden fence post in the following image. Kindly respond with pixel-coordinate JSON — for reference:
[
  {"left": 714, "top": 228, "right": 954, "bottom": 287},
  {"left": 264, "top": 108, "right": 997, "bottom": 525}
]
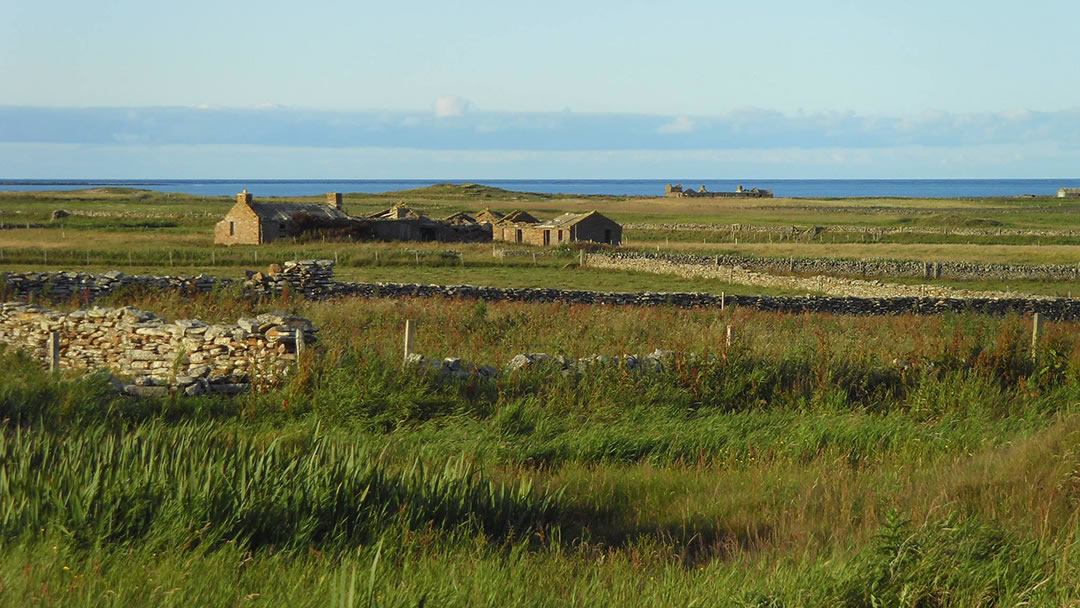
[
  {"left": 1032, "top": 313, "right": 1043, "bottom": 365},
  {"left": 720, "top": 291, "right": 725, "bottom": 311},
  {"left": 404, "top": 320, "right": 417, "bottom": 362},
  {"left": 579, "top": 250, "right": 585, "bottom": 266},
  {"left": 295, "top": 328, "right": 305, "bottom": 362},
  {"left": 726, "top": 325, "right": 735, "bottom": 347},
  {"left": 47, "top": 331, "right": 60, "bottom": 373}
]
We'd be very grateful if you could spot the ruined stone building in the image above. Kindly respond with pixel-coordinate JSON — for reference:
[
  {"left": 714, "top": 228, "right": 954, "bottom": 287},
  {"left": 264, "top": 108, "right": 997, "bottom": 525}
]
[
  {"left": 214, "top": 191, "right": 351, "bottom": 245},
  {"left": 366, "top": 202, "right": 490, "bottom": 242},
  {"left": 474, "top": 209, "right": 505, "bottom": 225},
  {"left": 1058, "top": 188, "right": 1080, "bottom": 198},
  {"left": 493, "top": 210, "right": 621, "bottom": 246},
  {"left": 664, "top": 184, "right": 773, "bottom": 198}
]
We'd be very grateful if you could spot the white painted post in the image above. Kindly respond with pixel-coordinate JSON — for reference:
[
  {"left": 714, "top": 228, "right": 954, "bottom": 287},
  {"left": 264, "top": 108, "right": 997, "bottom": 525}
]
[
  {"left": 1032, "top": 313, "right": 1043, "bottom": 365},
  {"left": 726, "top": 325, "right": 735, "bottom": 347},
  {"left": 532, "top": 252, "right": 537, "bottom": 265},
  {"left": 579, "top": 250, "right": 584, "bottom": 266},
  {"left": 47, "top": 331, "right": 60, "bottom": 373},
  {"left": 720, "top": 291, "right": 725, "bottom": 311},
  {"left": 295, "top": 327, "right": 305, "bottom": 361},
  {"left": 404, "top": 320, "right": 416, "bottom": 361}
]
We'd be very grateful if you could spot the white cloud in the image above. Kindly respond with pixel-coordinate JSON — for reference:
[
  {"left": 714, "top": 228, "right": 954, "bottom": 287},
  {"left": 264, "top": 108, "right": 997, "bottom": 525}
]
[
  {"left": 656, "top": 116, "right": 695, "bottom": 134},
  {"left": 434, "top": 96, "right": 469, "bottom": 118}
]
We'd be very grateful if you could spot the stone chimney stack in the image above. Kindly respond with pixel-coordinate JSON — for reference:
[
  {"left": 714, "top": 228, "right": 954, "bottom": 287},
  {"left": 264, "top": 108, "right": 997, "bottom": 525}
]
[
  {"left": 326, "top": 192, "right": 343, "bottom": 210},
  {"left": 237, "top": 189, "right": 253, "bottom": 205}
]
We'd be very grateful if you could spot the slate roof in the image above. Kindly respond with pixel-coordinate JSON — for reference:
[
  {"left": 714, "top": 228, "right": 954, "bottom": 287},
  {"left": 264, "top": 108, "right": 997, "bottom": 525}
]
[
  {"left": 249, "top": 202, "right": 351, "bottom": 222},
  {"left": 535, "top": 211, "right": 612, "bottom": 228},
  {"left": 442, "top": 211, "right": 477, "bottom": 225},
  {"left": 370, "top": 203, "right": 423, "bottom": 220},
  {"left": 499, "top": 210, "right": 539, "bottom": 224}
]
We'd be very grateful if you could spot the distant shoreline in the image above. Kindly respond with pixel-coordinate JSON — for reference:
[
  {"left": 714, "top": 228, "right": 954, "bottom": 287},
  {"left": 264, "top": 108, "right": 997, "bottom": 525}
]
[{"left": 2, "top": 178, "right": 1079, "bottom": 199}]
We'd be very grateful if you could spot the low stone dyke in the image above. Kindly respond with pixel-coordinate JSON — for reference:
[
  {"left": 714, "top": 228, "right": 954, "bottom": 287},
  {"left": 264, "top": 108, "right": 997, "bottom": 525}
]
[
  {"left": 591, "top": 250, "right": 1080, "bottom": 282},
  {"left": 0, "top": 302, "right": 316, "bottom": 396},
  {"left": 623, "top": 222, "right": 1080, "bottom": 239},
  {"left": 5, "top": 259, "right": 1080, "bottom": 320}
]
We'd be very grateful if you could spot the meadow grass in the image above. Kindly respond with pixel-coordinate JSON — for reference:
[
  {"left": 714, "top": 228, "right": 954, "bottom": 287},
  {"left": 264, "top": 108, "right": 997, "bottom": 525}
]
[
  {"left": 4, "top": 186, "right": 1080, "bottom": 605},
  {"left": 3, "top": 290, "right": 1080, "bottom": 605}
]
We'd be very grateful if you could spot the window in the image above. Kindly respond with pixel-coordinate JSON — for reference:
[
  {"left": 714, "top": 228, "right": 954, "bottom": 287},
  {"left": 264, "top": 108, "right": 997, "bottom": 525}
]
[
  {"left": 543, "top": 230, "right": 550, "bottom": 246},
  {"left": 229, "top": 221, "right": 234, "bottom": 236}
]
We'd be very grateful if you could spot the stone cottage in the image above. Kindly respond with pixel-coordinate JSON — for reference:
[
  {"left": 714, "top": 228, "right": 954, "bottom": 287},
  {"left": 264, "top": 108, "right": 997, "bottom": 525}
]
[
  {"left": 1058, "top": 188, "right": 1080, "bottom": 198},
  {"left": 214, "top": 191, "right": 350, "bottom": 245},
  {"left": 493, "top": 210, "right": 621, "bottom": 246}
]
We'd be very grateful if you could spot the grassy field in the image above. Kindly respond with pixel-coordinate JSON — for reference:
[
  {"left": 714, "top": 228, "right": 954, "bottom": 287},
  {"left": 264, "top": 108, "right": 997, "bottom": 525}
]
[
  {"left": 3, "top": 291, "right": 1080, "bottom": 606},
  {"left": 3, "top": 184, "right": 1080, "bottom": 296},
  {"left": 3, "top": 185, "right": 1080, "bottom": 605}
]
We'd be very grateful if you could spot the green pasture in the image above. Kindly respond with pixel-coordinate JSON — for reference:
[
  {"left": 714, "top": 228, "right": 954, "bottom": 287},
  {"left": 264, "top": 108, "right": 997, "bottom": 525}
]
[{"left": 3, "top": 292, "right": 1080, "bottom": 605}]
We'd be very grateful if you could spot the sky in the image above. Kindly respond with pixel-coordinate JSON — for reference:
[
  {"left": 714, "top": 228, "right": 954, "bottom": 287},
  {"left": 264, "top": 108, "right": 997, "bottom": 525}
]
[{"left": 1, "top": 0, "right": 1078, "bottom": 178}]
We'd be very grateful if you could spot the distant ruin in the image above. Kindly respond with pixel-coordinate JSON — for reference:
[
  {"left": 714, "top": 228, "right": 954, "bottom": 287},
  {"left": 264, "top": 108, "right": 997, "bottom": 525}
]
[
  {"left": 1058, "top": 188, "right": 1080, "bottom": 198},
  {"left": 664, "top": 184, "right": 773, "bottom": 198}
]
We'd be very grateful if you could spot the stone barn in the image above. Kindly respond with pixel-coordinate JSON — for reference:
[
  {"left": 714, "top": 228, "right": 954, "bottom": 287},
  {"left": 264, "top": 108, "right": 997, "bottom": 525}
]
[
  {"left": 1059, "top": 188, "right": 1080, "bottom": 198},
  {"left": 494, "top": 210, "right": 621, "bottom": 246},
  {"left": 214, "top": 191, "right": 350, "bottom": 245}
]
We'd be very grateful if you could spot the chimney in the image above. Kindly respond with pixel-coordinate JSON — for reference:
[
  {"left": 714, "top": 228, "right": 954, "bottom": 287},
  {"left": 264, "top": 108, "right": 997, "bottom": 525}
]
[
  {"left": 237, "top": 189, "right": 253, "bottom": 205},
  {"left": 326, "top": 192, "right": 343, "bottom": 210}
]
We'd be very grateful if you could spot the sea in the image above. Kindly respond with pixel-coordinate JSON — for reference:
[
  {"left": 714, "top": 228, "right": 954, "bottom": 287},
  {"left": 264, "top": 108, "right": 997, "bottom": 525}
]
[{"left": 2, "top": 179, "right": 1079, "bottom": 199}]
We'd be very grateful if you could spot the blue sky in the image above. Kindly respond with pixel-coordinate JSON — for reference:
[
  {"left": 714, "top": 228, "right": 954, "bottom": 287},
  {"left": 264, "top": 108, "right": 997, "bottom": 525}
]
[{"left": 2, "top": 0, "right": 1078, "bottom": 178}]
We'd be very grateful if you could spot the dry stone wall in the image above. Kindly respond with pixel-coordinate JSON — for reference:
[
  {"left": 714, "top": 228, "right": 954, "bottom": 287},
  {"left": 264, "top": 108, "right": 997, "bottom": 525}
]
[
  {"left": 591, "top": 250, "right": 1080, "bottom": 282},
  {"left": 0, "top": 302, "right": 315, "bottom": 396},
  {"left": 624, "top": 222, "right": 1080, "bottom": 239},
  {"left": 6, "top": 259, "right": 1080, "bottom": 320},
  {"left": 584, "top": 253, "right": 1041, "bottom": 300}
]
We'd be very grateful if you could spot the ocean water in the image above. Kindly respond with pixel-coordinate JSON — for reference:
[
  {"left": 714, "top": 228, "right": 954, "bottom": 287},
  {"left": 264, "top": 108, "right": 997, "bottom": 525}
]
[{"left": 1, "top": 178, "right": 1079, "bottom": 198}]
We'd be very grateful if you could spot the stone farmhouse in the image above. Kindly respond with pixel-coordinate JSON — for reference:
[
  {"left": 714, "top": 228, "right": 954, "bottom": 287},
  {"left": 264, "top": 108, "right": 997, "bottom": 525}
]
[
  {"left": 493, "top": 210, "right": 622, "bottom": 246},
  {"left": 665, "top": 184, "right": 773, "bottom": 198},
  {"left": 215, "top": 191, "right": 351, "bottom": 245},
  {"left": 1058, "top": 188, "right": 1080, "bottom": 198},
  {"left": 215, "top": 192, "right": 490, "bottom": 246}
]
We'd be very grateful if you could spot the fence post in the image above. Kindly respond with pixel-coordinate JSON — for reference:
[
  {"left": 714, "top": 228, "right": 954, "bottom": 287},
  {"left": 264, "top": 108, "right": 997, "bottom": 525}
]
[
  {"left": 47, "top": 331, "right": 60, "bottom": 373},
  {"left": 721, "top": 291, "right": 725, "bottom": 311},
  {"left": 1032, "top": 313, "right": 1043, "bottom": 365},
  {"left": 726, "top": 325, "right": 735, "bottom": 347},
  {"left": 579, "top": 250, "right": 584, "bottom": 266},
  {"left": 295, "top": 327, "right": 305, "bottom": 362},
  {"left": 404, "top": 320, "right": 417, "bottom": 362}
]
